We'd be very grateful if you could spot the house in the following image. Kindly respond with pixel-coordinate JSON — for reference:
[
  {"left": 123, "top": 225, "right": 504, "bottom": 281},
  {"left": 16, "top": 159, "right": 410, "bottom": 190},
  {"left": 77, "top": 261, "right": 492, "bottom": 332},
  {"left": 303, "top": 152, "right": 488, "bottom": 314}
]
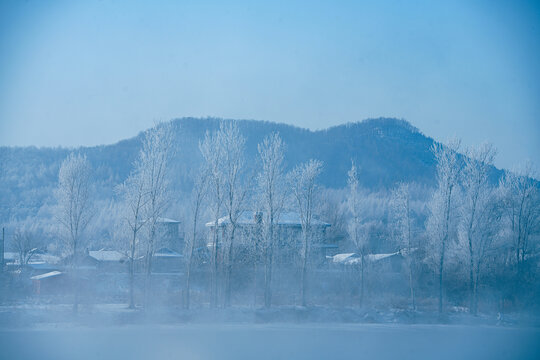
[
  {"left": 59, "top": 251, "right": 99, "bottom": 277},
  {"left": 3, "top": 251, "right": 61, "bottom": 274},
  {"left": 152, "top": 247, "right": 183, "bottom": 273},
  {"left": 156, "top": 218, "right": 184, "bottom": 253},
  {"left": 205, "top": 211, "right": 333, "bottom": 264},
  {"left": 89, "top": 250, "right": 127, "bottom": 272},
  {"left": 30, "top": 271, "right": 65, "bottom": 295},
  {"left": 331, "top": 251, "right": 404, "bottom": 272},
  {"left": 331, "top": 253, "right": 360, "bottom": 265}
]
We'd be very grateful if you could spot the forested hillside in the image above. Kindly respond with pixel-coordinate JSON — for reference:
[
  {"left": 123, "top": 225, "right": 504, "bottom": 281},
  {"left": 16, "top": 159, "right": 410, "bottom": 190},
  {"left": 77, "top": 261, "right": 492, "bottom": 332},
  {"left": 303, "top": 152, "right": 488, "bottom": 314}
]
[{"left": 0, "top": 117, "right": 498, "bottom": 223}]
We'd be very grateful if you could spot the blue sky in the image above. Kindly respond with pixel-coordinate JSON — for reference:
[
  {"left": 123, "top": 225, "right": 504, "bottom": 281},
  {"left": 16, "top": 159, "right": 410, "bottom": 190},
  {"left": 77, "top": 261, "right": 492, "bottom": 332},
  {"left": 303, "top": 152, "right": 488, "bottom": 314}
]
[{"left": 0, "top": 0, "right": 538, "bottom": 169}]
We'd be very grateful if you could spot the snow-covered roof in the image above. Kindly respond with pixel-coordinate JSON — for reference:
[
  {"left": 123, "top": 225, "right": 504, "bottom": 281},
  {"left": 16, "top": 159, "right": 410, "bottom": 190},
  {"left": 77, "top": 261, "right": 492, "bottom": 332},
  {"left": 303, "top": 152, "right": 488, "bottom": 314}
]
[
  {"left": 366, "top": 252, "right": 400, "bottom": 262},
  {"left": 154, "top": 247, "right": 182, "bottom": 258},
  {"left": 332, "top": 252, "right": 401, "bottom": 265},
  {"left": 30, "top": 271, "right": 63, "bottom": 280},
  {"left": 3, "top": 252, "right": 17, "bottom": 261},
  {"left": 31, "top": 253, "right": 60, "bottom": 264},
  {"left": 332, "top": 253, "right": 359, "bottom": 264},
  {"left": 157, "top": 217, "right": 181, "bottom": 224},
  {"left": 205, "top": 211, "right": 331, "bottom": 228},
  {"left": 3, "top": 252, "right": 60, "bottom": 265},
  {"left": 89, "top": 250, "right": 126, "bottom": 262}
]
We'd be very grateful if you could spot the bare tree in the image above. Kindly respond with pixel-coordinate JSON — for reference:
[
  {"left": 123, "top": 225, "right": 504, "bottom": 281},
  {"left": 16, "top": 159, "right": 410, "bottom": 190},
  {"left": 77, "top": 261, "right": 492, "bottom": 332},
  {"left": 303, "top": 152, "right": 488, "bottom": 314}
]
[
  {"left": 290, "top": 159, "right": 323, "bottom": 307},
  {"left": 390, "top": 182, "right": 416, "bottom": 310},
  {"left": 499, "top": 161, "right": 540, "bottom": 281},
  {"left": 347, "top": 161, "right": 369, "bottom": 306},
  {"left": 55, "top": 152, "right": 93, "bottom": 312},
  {"left": 458, "top": 143, "right": 497, "bottom": 315},
  {"left": 426, "top": 139, "right": 461, "bottom": 314},
  {"left": 184, "top": 165, "right": 209, "bottom": 309},
  {"left": 257, "top": 132, "right": 287, "bottom": 308},
  {"left": 12, "top": 226, "right": 38, "bottom": 269}
]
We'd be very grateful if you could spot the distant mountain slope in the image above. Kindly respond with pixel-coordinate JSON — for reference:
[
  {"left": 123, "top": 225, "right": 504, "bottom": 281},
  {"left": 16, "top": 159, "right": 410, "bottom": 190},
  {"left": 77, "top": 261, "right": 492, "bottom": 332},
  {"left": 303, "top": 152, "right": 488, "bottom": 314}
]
[{"left": 0, "top": 117, "right": 494, "bottom": 223}]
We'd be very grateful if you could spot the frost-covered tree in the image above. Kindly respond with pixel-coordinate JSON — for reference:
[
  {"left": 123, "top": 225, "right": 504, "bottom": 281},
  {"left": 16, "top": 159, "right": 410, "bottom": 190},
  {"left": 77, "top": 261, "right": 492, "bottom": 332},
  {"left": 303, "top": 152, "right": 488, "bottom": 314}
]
[
  {"left": 139, "top": 123, "right": 175, "bottom": 307},
  {"left": 116, "top": 147, "right": 153, "bottom": 308},
  {"left": 55, "top": 152, "right": 93, "bottom": 312},
  {"left": 257, "top": 132, "right": 287, "bottom": 308},
  {"left": 390, "top": 182, "right": 416, "bottom": 310},
  {"left": 347, "top": 161, "right": 369, "bottom": 306},
  {"left": 219, "top": 122, "right": 248, "bottom": 307},
  {"left": 499, "top": 162, "right": 540, "bottom": 280},
  {"left": 200, "top": 127, "right": 225, "bottom": 308},
  {"left": 290, "top": 159, "right": 323, "bottom": 306},
  {"left": 458, "top": 143, "right": 497, "bottom": 314},
  {"left": 183, "top": 165, "right": 209, "bottom": 309},
  {"left": 239, "top": 213, "right": 264, "bottom": 306},
  {"left": 426, "top": 139, "right": 461, "bottom": 314},
  {"left": 199, "top": 122, "right": 247, "bottom": 307}
]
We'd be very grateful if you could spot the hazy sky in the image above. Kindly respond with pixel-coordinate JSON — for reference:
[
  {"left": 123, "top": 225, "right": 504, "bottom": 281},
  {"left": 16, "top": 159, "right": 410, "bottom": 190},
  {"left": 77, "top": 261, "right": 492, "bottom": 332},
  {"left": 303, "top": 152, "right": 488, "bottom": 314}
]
[{"left": 0, "top": 0, "right": 538, "bottom": 169}]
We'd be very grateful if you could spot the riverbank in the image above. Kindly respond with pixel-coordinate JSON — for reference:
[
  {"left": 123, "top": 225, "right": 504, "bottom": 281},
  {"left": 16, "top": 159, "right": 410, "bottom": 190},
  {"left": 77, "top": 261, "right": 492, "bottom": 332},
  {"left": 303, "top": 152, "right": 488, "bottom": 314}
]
[{"left": 1, "top": 303, "right": 538, "bottom": 328}]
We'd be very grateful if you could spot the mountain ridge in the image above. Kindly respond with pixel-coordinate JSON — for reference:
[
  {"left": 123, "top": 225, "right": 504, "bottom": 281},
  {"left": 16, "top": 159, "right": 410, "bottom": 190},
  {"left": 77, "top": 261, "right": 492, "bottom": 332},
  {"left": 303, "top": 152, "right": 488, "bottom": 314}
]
[{"left": 0, "top": 117, "right": 498, "bottom": 223}]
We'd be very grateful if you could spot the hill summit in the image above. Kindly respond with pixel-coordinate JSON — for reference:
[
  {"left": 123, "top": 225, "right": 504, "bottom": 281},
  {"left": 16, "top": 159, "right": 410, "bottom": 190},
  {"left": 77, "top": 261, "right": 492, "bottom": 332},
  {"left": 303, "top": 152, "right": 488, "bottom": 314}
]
[{"left": 1, "top": 117, "right": 440, "bottom": 222}]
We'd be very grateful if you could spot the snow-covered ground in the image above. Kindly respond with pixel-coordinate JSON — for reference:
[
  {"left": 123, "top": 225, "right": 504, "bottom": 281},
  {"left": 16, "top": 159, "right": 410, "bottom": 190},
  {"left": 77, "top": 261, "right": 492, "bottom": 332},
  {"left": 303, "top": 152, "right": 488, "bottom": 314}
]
[{"left": 1, "top": 323, "right": 538, "bottom": 360}]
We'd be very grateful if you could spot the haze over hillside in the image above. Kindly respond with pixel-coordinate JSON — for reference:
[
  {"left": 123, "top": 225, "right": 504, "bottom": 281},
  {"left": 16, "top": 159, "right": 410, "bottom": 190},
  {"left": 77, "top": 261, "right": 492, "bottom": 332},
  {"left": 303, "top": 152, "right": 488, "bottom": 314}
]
[{"left": 0, "top": 117, "right": 499, "bottom": 223}]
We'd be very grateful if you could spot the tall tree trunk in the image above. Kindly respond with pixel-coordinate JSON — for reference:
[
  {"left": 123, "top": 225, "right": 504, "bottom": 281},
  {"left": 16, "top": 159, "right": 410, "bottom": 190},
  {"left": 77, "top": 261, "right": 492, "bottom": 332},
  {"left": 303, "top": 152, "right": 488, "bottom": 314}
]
[
  {"left": 184, "top": 218, "right": 197, "bottom": 310},
  {"left": 184, "top": 256, "right": 192, "bottom": 309},
  {"left": 466, "top": 197, "right": 477, "bottom": 316},
  {"left": 253, "top": 261, "right": 258, "bottom": 307},
  {"left": 301, "top": 229, "right": 309, "bottom": 307},
  {"left": 144, "top": 225, "right": 156, "bottom": 309},
  {"left": 438, "top": 244, "right": 445, "bottom": 314},
  {"left": 360, "top": 252, "right": 364, "bottom": 307},
  {"left": 129, "top": 230, "right": 137, "bottom": 309},
  {"left": 406, "top": 203, "right": 416, "bottom": 311},
  {"left": 468, "top": 237, "right": 476, "bottom": 315},
  {"left": 439, "top": 186, "right": 453, "bottom": 315},
  {"left": 473, "top": 262, "right": 481, "bottom": 315},
  {"left": 439, "top": 229, "right": 449, "bottom": 314},
  {"left": 129, "top": 258, "right": 135, "bottom": 309},
  {"left": 408, "top": 258, "right": 415, "bottom": 311},
  {"left": 225, "top": 225, "right": 236, "bottom": 307},
  {"left": 72, "top": 240, "right": 79, "bottom": 314},
  {"left": 264, "top": 224, "right": 274, "bottom": 308},
  {"left": 185, "top": 202, "right": 202, "bottom": 310},
  {"left": 210, "top": 225, "right": 219, "bottom": 308},
  {"left": 516, "top": 195, "right": 525, "bottom": 282}
]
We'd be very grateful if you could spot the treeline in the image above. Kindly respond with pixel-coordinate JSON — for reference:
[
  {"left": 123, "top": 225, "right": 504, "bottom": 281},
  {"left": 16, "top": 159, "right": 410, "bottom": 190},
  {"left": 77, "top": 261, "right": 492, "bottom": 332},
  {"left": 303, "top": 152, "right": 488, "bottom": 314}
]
[{"left": 5, "top": 120, "right": 540, "bottom": 315}]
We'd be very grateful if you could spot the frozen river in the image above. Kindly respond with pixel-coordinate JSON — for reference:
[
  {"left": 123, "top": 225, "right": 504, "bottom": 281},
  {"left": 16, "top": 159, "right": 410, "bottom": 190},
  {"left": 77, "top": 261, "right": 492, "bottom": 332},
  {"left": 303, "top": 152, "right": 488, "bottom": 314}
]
[{"left": 1, "top": 323, "right": 538, "bottom": 360}]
